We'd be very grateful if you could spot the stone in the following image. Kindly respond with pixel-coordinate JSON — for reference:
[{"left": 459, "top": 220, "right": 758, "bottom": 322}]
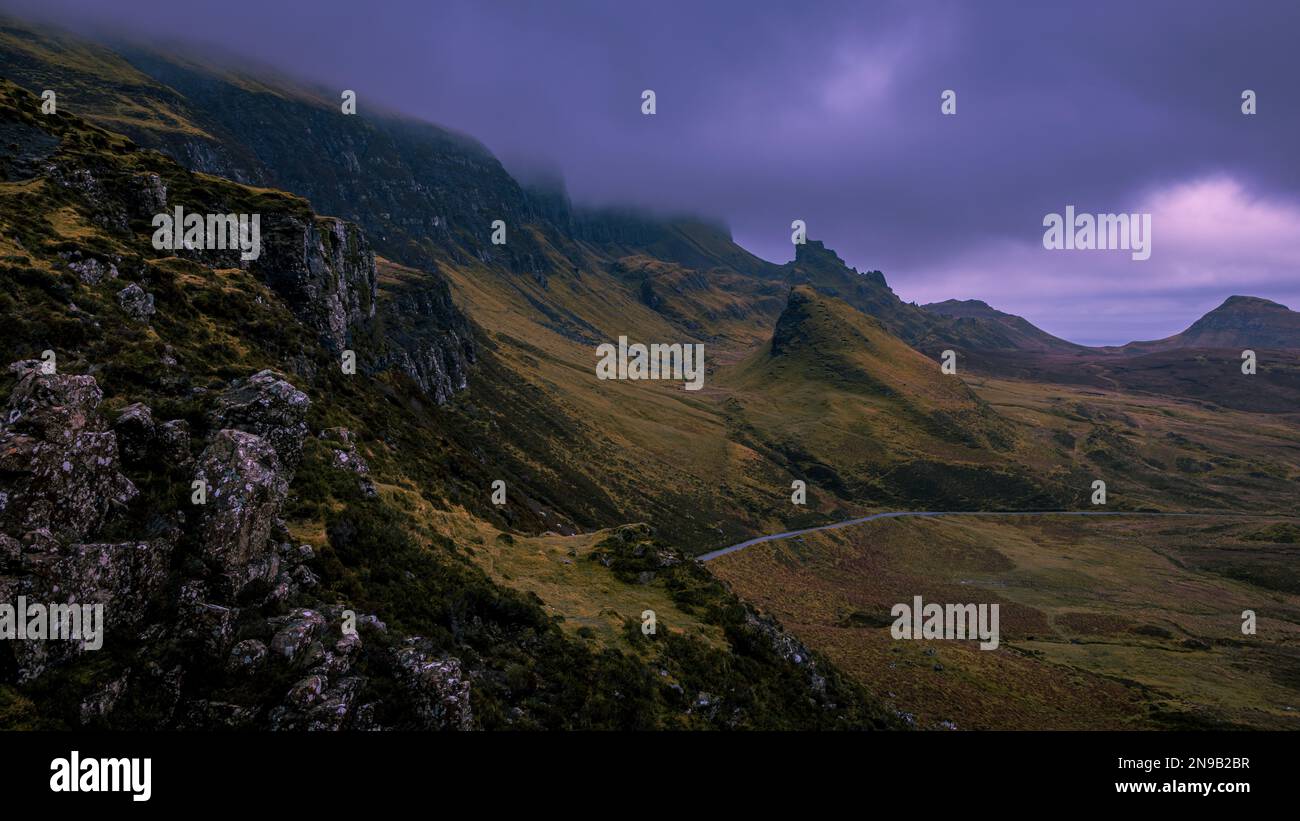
[
  {"left": 117, "top": 283, "right": 156, "bottom": 321},
  {"left": 0, "top": 363, "right": 136, "bottom": 542},
  {"left": 194, "top": 430, "right": 289, "bottom": 593},
  {"left": 227, "top": 639, "right": 269, "bottom": 674},
  {"left": 157, "top": 419, "right": 191, "bottom": 466},
  {"left": 392, "top": 641, "right": 473, "bottom": 730},
  {"left": 113, "top": 403, "right": 155, "bottom": 464},
  {"left": 269, "top": 608, "right": 326, "bottom": 666},
  {"left": 65, "top": 254, "right": 120, "bottom": 286},
  {"left": 211, "top": 371, "right": 310, "bottom": 471}
]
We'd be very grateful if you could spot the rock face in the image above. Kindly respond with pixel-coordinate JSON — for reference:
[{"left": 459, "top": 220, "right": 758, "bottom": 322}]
[
  {"left": 106, "top": 51, "right": 537, "bottom": 269},
  {"left": 194, "top": 429, "right": 290, "bottom": 596},
  {"left": 50, "top": 53, "right": 479, "bottom": 404},
  {"left": 377, "top": 274, "right": 477, "bottom": 404},
  {"left": 210, "top": 370, "right": 310, "bottom": 471},
  {"left": 0, "top": 361, "right": 137, "bottom": 542},
  {"left": 0, "top": 361, "right": 475, "bottom": 728},
  {"left": 10, "top": 537, "right": 173, "bottom": 683},
  {"left": 249, "top": 215, "right": 377, "bottom": 352},
  {"left": 393, "top": 641, "right": 474, "bottom": 730},
  {"left": 0, "top": 364, "right": 181, "bottom": 681}
]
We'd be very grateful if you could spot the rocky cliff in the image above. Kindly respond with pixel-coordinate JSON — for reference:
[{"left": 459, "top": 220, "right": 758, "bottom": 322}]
[{"left": 0, "top": 76, "right": 896, "bottom": 731}]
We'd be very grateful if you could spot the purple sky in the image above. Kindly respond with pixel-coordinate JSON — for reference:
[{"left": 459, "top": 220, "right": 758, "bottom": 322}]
[{"left": 6, "top": 0, "right": 1300, "bottom": 345}]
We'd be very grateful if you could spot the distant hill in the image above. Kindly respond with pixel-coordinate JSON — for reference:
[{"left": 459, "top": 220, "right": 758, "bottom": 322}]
[
  {"left": 1117, "top": 296, "right": 1300, "bottom": 354},
  {"left": 783, "top": 240, "right": 933, "bottom": 343},
  {"left": 784, "top": 241, "right": 1083, "bottom": 356},
  {"left": 736, "top": 285, "right": 1015, "bottom": 454},
  {"left": 922, "top": 298, "right": 1084, "bottom": 353}
]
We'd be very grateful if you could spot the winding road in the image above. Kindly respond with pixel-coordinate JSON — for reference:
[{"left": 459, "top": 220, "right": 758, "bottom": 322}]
[{"left": 696, "top": 509, "right": 1264, "bottom": 563}]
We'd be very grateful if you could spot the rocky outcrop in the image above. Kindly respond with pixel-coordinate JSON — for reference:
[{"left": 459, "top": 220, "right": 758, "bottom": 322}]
[
  {"left": 0, "top": 360, "right": 475, "bottom": 729},
  {"left": 209, "top": 370, "right": 310, "bottom": 471},
  {"left": 61, "top": 251, "right": 120, "bottom": 285},
  {"left": 392, "top": 640, "right": 474, "bottom": 731},
  {"left": 320, "top": 427, "right": 374, "bottom": 496},
  {"left": 113, "top": 403, "right": 154, "bottom": 464},
  {"left": 0, "top": 361, "right": 137, "bottom": 542},
  {"left": 249, "top": 215, "right": 377, "bottom": 352},
  {"left": 9, "top": 536, "right": 173, "bottom": 683},
  {"left": 0, "top": 363, "right": 193, "bottom": 681},
  {"left": 376, "top": 274, "right": 476, "bottom": 404},
  {"left": 194, "top": 430, "right": 289, "bottom": 597}
]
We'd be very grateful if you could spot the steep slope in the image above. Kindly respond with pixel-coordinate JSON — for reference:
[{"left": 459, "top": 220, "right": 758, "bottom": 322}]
[
  {"left": 784, "top": 240, "right": 1084, "bottom": 357},
  {"left": 763, "top": 286, "right": 1010, "bottom": 449},
  {"left": 721, "top": 287, "right": 1074, "bottom": 509},
  {"left": 0, "top": 19, "right": 831, "bottom": 551},
  {"left": 0, "top": 80, "right": 900, "bottom": 730}
]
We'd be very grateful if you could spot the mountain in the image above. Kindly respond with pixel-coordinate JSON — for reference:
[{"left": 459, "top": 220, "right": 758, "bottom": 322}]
[
  {"left": 0, "top": 73, "right": 905, "bottom": 729},
  {"left": 784, "top": 240, "right": 1086, "bottom": 358},
  {"left": 783, "top": 240, "right": 925, "bottom": 335},
  {"left": 1118, "top": 295, "right": 1300, "bottom": 354},
  {"left": 720, "top": 287, "right": 1081, "bottom": 510},
  {"left": 760, "top": 287, "right": 1011, "bottom": 452},
  {"left": 921, "top": 299, "right": 1084, "bottom": 353},
  {"left": 5, "top": 16, "right": 1300, "bottom": 733}
]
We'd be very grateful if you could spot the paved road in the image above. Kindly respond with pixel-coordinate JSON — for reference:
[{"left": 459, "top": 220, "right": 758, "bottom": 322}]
[{"left": 696, "top": 509, "right": 1261, "bottom": 563}]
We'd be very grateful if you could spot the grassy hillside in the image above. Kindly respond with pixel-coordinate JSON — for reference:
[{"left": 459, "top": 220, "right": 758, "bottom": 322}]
[
  {"left": 712, "top": 515, "right": 1300, "bottom": 730},
  {"left": 0, "top": 78, "right": 900, "bottom": 730}
]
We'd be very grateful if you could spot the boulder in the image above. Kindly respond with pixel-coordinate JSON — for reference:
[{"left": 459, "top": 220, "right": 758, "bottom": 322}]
[
  {"left": 64, "top": 254, "right": 119, "bottom": 286},
  {"left": 116, "top": 283, "right": 155, "bottom": 321},
  {"left": 227, "top": 639, "right": 268, "bottom": 674},
  {"left": 194, "top": 429, "right": 289, "bottom": 593},
  {"left": 269, "top": 608, "right": 326, "bottom": 667},
  {"left": 305, "top": 676, "right": 365, "bottom": 731},
  {"left": 0, "top": 362, "right": 136, "bottom": 541},
  {"left": 157, "top": 419, "right": 191, "bottom": 466},
  {"left": 179, "top": 599, "right": 238, "bottom": 659},
  {"left": 211, "top": 370, "right": 310, "bottom": 471},
  {"left": 392, "top": 641, "right": 473, "bottom": 730},
  {"left": 4, "top": 360, "right": 105, "bottom": 441},
  {"left": 113, "top": 403, "right": 155, "bottom": 464}
]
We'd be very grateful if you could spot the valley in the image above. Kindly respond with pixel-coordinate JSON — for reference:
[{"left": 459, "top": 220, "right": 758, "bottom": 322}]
[
  {"left": 1, "top": 15, "right": 1298, "bottom": 732},
  {"left": 710, "top": 514, "right": 1300, "bottom": 730}
]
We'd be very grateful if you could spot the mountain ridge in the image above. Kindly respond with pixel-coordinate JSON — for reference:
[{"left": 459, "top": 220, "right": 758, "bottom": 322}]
[{"left": 1113, "top": 295, "right": 1300, "bottom": 354}]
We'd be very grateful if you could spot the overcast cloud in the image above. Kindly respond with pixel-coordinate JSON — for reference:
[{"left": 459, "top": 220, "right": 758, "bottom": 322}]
[{"left": 4, "top": 0, "right": 1298, "bottom": 344}]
